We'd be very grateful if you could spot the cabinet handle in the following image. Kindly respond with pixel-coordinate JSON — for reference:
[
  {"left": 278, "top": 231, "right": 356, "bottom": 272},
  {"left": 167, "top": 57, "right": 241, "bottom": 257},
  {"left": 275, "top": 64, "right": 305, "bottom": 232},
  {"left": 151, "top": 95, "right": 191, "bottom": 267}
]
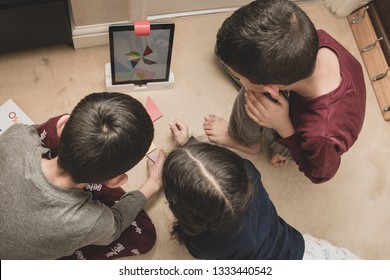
[
  {"left": 372, "top": 68, "right": 390, "bottom": 81},
  {"left": 361, "top": 37, "right": 383, "bottom": 52},
  {"left": 351, "top": 6, "right": 369, "bottom": 24},
  {"left": 384, "top": 106, "right": 390, "bottom": 112}
]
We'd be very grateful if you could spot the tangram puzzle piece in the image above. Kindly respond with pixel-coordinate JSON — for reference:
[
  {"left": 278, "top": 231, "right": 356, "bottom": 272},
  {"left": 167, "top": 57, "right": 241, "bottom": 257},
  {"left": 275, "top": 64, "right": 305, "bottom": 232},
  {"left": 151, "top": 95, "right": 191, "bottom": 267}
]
[
  {"left": 144, "top": 97, "right": 162, "bottom": 162},
  {"left": 147, "top": 149, "right": 160, "bottom": 163},
  {"left": 145, "top": 96, "right": 162, "bottom": 122}
]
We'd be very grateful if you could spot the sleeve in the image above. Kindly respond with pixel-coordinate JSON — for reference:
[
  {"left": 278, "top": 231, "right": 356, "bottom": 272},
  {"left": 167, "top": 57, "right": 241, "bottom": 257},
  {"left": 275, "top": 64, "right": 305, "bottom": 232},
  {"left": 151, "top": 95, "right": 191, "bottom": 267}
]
[
  {"left": 85, "top": 190, "right": 148, "bottom": 245},
  {"left": 109, "top": 190, "right": 147, "bottom": 241},
  {"left": 277, "top": 134, "right": 341, "bottom": 184}
]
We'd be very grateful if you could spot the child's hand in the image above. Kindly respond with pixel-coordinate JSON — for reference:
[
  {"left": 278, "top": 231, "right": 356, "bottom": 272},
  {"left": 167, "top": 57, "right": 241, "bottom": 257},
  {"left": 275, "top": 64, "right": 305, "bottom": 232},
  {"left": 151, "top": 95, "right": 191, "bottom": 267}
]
[
  {"left": 138, "top": 149, "right": 166, "bottom": 199},
  {"left": 245, "top": 91, "right": 295, "bottom": 138},
  {"left": 169, "top": 120, "right": 189, "bottom": 147}
]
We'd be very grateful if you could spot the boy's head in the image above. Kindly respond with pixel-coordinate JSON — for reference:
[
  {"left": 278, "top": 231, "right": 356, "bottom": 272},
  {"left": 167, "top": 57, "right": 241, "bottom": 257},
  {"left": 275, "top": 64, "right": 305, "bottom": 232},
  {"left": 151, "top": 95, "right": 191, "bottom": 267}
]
[
  {"left": 58, "top": 92, "right": 153, "bottom": 183},
  {"left": 215, "top": 0, "right": 318, "bottom": 85},
  {"left": 163, "top": 142, "right": 254, "bottom": 242}
]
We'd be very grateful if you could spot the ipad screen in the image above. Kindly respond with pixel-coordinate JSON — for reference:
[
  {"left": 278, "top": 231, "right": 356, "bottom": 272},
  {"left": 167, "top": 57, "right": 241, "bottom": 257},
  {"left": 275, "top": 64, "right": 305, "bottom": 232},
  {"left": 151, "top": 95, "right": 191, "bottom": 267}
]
[{"left": 109, "top": 23, "right": 174, "bottom": 85}]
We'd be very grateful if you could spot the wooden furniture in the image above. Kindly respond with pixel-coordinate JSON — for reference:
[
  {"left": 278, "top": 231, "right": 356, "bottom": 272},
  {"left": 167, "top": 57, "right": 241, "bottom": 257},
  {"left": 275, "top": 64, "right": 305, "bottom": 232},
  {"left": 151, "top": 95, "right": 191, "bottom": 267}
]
[
  {"left": 0, "top": 0, "right": 72, "bottom": 53},
  {"left": 348, "top": 1, "right": 390, "bottom": 121}
]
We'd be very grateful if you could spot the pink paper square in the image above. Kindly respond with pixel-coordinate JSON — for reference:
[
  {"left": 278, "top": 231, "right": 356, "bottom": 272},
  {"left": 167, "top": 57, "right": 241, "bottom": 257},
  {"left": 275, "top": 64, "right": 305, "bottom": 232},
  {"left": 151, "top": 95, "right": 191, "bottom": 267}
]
[{"left": 145, "top": 96, "right": 162, "bottom": 122}]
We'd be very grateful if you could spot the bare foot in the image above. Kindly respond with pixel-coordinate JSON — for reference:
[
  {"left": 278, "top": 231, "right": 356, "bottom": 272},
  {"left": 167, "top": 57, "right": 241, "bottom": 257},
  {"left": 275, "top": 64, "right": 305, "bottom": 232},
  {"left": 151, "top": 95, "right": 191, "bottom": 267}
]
[
  {"left": 270, "top": 152, "right": 289, "bottom": 167},
  {"left": 203, "top": 115, "right": 261, "bottom": 154}
]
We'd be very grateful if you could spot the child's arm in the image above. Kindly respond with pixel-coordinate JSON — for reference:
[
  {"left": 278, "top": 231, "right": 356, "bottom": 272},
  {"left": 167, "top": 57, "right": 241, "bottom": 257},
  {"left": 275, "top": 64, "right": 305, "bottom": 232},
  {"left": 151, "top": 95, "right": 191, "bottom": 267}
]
[
  {"left": 101, "top": 149, "right": 165, "bottom": 243},
  {"left": 245, "top": 92, "right": 339, "bottom": 183},
  {"left": 137, "top": 149, "right": 166, "bottom": 199},
  {"left": 277, "top": 135, "right": 340, "bottom": 184}
]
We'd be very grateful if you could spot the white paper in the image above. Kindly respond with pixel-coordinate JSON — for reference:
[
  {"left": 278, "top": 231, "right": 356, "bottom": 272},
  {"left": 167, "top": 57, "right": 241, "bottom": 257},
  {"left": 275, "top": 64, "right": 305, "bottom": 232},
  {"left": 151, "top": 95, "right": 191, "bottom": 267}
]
[{"left": 0, "top": 99, "right": 34, "bottom": 136}]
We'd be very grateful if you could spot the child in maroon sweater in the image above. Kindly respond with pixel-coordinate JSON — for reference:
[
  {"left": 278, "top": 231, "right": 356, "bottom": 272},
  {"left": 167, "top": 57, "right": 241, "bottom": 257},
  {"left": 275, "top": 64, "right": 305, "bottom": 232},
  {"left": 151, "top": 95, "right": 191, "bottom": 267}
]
[{"left": 204, "top": 0, "right": 366, "bottom": 183}]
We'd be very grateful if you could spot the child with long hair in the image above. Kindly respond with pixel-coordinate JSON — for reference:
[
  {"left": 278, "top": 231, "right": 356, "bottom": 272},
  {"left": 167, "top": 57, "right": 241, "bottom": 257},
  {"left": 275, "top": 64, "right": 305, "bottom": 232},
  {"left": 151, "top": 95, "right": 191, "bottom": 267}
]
[{"left": 163, "top": 120, "right": 360, "bottom": 259}]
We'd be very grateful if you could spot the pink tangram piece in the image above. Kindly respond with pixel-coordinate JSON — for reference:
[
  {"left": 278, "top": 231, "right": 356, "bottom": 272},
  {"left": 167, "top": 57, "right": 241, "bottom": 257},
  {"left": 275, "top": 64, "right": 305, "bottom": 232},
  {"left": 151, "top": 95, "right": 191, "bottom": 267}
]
[
  {"left": 147, "top": 149, "right": 160, "bottom": 163},
  {"left": 145, "top": 96, "right": 163, "bottom": 122}
]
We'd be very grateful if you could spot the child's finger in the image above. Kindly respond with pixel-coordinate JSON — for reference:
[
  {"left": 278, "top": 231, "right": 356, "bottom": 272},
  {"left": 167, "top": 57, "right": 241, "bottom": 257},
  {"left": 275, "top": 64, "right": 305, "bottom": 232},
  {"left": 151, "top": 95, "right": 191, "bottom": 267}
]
[
  {"left": 158, "top": 149, "right": 166, "bottom": 160},
  {"left": 245, "top": 104, "right": 261, "bottom": 124},
  {"left": 277, "top": 92, "right": 289, "bottom": 108},
  {"left": 169, "top": 122, "right": 179, "bottom": 134},
  {"left": 173, "top": 120, "right": 186, "bottom": 131}
]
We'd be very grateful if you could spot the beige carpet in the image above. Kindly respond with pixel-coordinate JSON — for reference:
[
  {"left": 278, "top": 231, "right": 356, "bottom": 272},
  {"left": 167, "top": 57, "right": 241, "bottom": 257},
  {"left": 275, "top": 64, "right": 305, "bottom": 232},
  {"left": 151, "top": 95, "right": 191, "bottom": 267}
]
[{"left": 0, "top": 3, "right": 389, "bottom": 260}]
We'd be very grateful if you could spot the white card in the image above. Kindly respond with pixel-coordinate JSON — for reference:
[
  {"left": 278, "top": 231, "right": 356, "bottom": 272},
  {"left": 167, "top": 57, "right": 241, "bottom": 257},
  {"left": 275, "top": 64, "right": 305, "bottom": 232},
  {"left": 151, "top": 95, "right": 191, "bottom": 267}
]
[{"left": 0, "top": 99, "right": 34, "bottom": 136}]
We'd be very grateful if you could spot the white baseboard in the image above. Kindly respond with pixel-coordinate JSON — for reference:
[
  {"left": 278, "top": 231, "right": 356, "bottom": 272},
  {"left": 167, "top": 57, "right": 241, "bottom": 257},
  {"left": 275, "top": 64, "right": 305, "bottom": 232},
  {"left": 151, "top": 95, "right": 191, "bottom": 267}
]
[
  {"left": 71, "top": 22, "right": 125, "bottom": 49},
  {"left": 71, "top": 2, "right": 324, "bottom": 49},
  {"left": 72, "top": 32, "right": 108, "bottom": 49},
  {"left": 72, "top": 8, "right": 239, "bottom": 49}
]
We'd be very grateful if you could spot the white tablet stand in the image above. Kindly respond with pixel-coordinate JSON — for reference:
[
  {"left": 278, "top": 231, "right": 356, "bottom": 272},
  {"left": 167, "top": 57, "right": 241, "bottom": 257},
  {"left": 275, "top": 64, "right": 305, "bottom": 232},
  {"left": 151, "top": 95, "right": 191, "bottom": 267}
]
[{"left": 105, "top": 63, "right": 174, "bottom": 92}]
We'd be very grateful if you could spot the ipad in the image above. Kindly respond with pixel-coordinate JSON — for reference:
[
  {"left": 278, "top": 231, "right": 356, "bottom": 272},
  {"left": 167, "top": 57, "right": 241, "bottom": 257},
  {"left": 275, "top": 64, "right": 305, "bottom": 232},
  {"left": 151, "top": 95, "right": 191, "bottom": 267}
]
[{"left": 109, "top": 23, "right": 175, "bottom": 85}]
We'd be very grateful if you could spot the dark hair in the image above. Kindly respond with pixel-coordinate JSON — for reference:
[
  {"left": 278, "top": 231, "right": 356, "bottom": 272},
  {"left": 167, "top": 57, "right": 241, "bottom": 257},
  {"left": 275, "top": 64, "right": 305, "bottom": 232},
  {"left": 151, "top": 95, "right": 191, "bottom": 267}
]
[
  {"left": 163, "top": 142, "right": 254, "bottom": 243},
  {"left": 58, "top": 92, "right": 154, "bottom": 183},
  {"left": 215, "top": 0, "right": 318, "bottom": 85}
]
